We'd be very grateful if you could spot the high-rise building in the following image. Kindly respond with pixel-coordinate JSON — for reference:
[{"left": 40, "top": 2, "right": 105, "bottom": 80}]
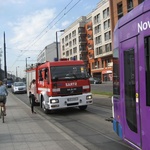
[
  {"left": 90, "top": 0, "right": 112, "bottom": 81},
  {"left": 37, "top": 42, "right": 60, "bottom": 63},
  {"left": 60, "top": 16, "right": 87, "bottom": 62},
  {"left": 60, "top": 0, "right": 113, "bottom": 82}
]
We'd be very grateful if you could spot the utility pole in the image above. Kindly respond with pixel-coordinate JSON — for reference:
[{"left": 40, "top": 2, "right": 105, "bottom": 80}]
[
  {"left": 56, "top": 30, "right": 64, "bottom": 60},
  {"left": 0, "top": 48, "right": 2, "bottom": 69},
  {"left": 4, "top": 32, "right": 7, "bottom": 78}
]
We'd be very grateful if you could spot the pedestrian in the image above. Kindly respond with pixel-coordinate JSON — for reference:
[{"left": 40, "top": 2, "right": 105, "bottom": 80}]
[
  {"left": 0, "top": 80, "right": 8, "bottom": 116},
  {"left": 30, "top": 79, "right": 37, "bottom": 114}
]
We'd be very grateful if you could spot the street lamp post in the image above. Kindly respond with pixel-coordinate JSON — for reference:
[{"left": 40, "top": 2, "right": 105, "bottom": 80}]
[
  {"left": 56, "top": 30, "right": 64, "bottom": 60},
  {"left": 16, "top": 66, "right": 19, "bottom": 81},
  {"left": 26, "top": 57, "right": 30, "bottom": 71}
]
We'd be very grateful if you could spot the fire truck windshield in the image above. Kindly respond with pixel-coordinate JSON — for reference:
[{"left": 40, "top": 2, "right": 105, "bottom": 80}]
[{"left": 51, "top": 65, "right": 89, "bottom": 81}]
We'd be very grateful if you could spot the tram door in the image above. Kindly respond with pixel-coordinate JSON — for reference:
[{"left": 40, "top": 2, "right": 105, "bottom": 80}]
[{"left": 121, "top": 37, "right": 141, "bottom": 147}]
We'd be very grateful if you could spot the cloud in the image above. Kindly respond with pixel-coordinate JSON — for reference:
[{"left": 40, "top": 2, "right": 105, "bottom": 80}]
[{"left": 10, "top": 8, "right": 57, "bottom": 53}]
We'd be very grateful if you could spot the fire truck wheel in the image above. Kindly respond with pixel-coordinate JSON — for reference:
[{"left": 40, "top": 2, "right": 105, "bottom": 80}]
[{"left": 79, "top": 105, "right": 87, "bottom": 110}]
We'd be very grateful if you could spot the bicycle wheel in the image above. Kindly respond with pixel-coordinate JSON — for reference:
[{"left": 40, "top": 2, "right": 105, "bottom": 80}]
[{"left": 1, "top": 107, "right": 4, "bottom": 123}]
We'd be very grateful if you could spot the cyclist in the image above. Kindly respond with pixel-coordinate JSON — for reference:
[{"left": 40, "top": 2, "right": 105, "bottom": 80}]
[{"left": 0, "top": 80, "right": 8, "bottom": 116}]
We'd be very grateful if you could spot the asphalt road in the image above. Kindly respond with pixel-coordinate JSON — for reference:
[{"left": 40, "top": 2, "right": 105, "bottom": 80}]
[
  {"left": 91, "top": 82, "right": 113, "bottom": 93},
  {"left": 6, "top": 82, "right": 132, "bottom": 150},
  {"left": 8, "top": 91, "right": 133, "bottom": 150}
]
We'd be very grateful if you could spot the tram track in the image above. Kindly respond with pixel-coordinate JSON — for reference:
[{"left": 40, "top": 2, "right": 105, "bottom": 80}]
[
  {"left": 34, "top": 105, "right": 133, "bottom": 150},
  {"left": 10, "top": 90, "right": 133, "bottom": 150}
]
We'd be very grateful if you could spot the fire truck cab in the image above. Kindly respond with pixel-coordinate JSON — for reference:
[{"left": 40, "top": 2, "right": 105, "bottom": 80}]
[{"left": 26, "top": 59, "right": 93, "bottom": 113}]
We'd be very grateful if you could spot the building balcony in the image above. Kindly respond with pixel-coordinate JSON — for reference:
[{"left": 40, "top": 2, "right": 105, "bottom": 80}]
[
  {"left": 87, "top": 34, "right": 93, "bottom": 40},
  {"left": 88, "top": 54, "right": 94, "bottom": 59},
  {"left": 80, "top": 49, "right": 87, "bottom": 54},
  {"left": 78, "top": 28, "right": 86, "bottom": 34},
  {"left": 88, "top": 45, "right": 93, "bottom": 50},
  {"left": 87, "top": 25, "right": 92, "bottom": 30},
  {"left": 79, "top": 39, "right": 86, "bottom": 43}
]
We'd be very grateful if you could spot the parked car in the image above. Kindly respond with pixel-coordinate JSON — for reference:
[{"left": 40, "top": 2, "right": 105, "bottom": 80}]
[
  {"left": 3, "top": 78, "right": 14, "bottom": 88},
  {"left": 11, "top": 82, "right": 27, "bottom": 94},
  {"left": 89, "top": 77, "right": 102, "bottom": 84}
]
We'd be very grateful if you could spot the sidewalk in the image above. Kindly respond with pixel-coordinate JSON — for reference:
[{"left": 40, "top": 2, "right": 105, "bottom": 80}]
[{"left": 0, "top": 93, "right": 88, "bottom": 150}]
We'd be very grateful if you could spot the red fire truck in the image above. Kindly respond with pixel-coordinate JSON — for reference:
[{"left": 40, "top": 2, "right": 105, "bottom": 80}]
[{"left": 26, "top": 59, "right": 93, "bottom": 113}]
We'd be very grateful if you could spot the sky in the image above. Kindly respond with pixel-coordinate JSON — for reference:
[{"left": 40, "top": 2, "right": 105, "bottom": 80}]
[{"left": 0, "top": 0, "right": 101, "bottom": 78}]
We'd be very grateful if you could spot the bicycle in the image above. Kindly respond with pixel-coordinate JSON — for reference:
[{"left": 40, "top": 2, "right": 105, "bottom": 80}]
[{"left": 0, "top": 102, "right": 5, "bottom": 123}]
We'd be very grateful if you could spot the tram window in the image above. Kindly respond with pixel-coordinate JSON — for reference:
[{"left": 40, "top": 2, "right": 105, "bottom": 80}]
[
  {"left": 113, "top": 48, "right": 120, "bottom": 99},
  {"left": 124, "top": 49, "right": 137, "bottom": 133},
  {"left": 145, "top": 36, "right": 150, "bottom": 106}
]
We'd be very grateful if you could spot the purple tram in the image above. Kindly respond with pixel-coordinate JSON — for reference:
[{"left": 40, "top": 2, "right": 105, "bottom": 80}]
[{"left": 112, "top": 0, "right": 150, "bottom": 150}]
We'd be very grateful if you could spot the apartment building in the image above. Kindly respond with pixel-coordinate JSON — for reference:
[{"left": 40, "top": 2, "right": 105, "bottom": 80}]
[
  {"left": 60, "top": 16, "right": 87, "bottom": 66},
  {"left": 37, "top": 42, "right": 60, "bottom": 63},
  {"left": 109, "top": 0, "right": 144, "bottom": 48},
  {"left": 60, "top": 0, "right": 112, "bottom": 82},
  {"left": 91, "top": 0, "right": 112, "bottom": 81}
]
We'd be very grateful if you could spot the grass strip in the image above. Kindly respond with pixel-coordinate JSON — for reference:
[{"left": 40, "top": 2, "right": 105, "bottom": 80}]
[{"left": 91, "top": 90, "right": 113, "bottom": 97}]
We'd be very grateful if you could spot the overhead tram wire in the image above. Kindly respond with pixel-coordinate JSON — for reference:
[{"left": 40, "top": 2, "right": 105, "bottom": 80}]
[
  {"left": 11, "top": 0, "right": 81, "bottom": 68},
  {"left": 6, "top": 47, "right": 41, "bottom": 52},
  {"left": 10, "top": 0, "right": 74, "bottom": 68},
  {"left": 27, "top": 0, "right": 74, "bottom": 46},
  {"left": 21, "top": 0, "right": 81, "bottom": 51},
  {"left": 16, "top": 0, "right": 74, "bottom": 55}
]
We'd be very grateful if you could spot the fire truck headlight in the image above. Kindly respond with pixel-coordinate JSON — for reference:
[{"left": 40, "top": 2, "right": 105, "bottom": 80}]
[
  {"left": 50, "top": 99, "right": 59, "bottom": 103},
  {"left": 86, "top": 95, "right": 92, "bottom": 100}
]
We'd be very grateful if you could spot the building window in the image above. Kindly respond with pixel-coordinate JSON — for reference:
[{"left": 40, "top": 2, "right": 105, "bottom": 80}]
[
  {"left": 73, "top": 47, "right": 77, "bottom": 54},
  {"left": 65, "top": 35, "right": 68, "bottom": 42},
  {"left": 69, "top": 33, "right": 71, "bottom": 39},
  {"left": 127, "top": 0, "right": 133, "bottom": 12},
  {"left": 105, "top": 43, "right": 112, "bottom": 52},
  {"left": 62, "top": 45, "right": 65, "bottom": 51},
  {"left": 95, "top": 35, "right": 102, "bottom": 45},
  {"left": 74, "top": 55, "right": 77, "bottom": 60},
  {"left": 66, "top": 51, "right": 69, "bottom": 56},
  {"left": 62, "top": 38, "right": 64, "bottom": 44},
  {"left": 69, "top": 41, "right": 72, "bottom": 47},
  {"left": 117, "top": 2, "right": 123, "bottom": 19},
  {"left": 103, "top": 7, "right": 109, "bottom": 19},
  {"left": 104, "top": 31, "right": 111, "bottom": 41},
  {"left": 94, "top": 24, "right": 101, "bottom": 34},
  {"left": 95, "top": 61, "right": 98, "bottom": 69},
  {"left": 73, "top": 39, "right": 76, "bottom": 45},
  {"left": 138, "top": 0, "right": 144, "bottom": 4},
  {"left": 106, "top": 59, "right": 111, "bottom": 67},
  {"left": 72, "top": 30, "right": 76, "bottom": 37},
  {"left": 92, "top": 62, "right": 95, "bottom": 69},
  {"left": 94, "top": 13, "right": 100, "bottom": 24},
  {"left": 96, "top": 46, "right": 102, "bottom": 55},
  {"left": 65, "top": 43, "right": 68, "bottom": 47},
  {"left": 104, "top": 19, "right": 110, "bottom": 30},
  {"left": 102, "top": 60, "right": 104, "bottom": 68},
  {"left": 70, "top": 49, "right": 72, "bottom": 55}
]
